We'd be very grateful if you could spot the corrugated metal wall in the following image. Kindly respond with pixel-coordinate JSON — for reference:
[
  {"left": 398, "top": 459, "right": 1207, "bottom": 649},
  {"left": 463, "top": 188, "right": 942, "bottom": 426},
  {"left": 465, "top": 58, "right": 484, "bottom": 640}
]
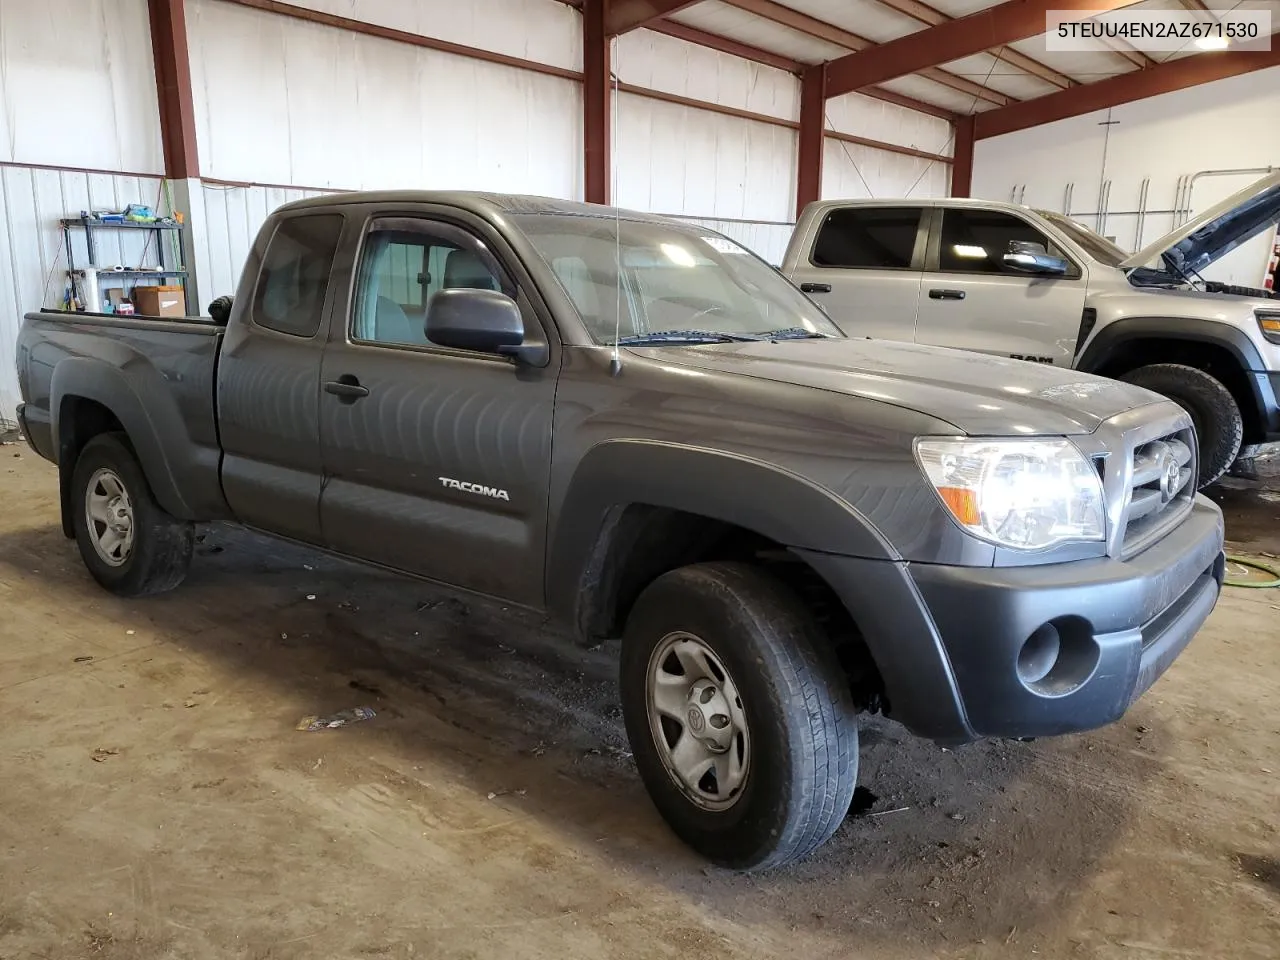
[{"left": 189, "top": 182, "right": 333, "bottom": 302}]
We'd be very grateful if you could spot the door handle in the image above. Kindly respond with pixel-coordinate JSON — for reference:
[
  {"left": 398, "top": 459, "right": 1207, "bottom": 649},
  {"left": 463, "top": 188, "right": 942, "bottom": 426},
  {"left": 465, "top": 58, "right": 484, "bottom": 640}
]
[
  {"left": 928, "top": 288, "right": 966, "bottom": 300},
  {"left": 324, "top": 375, "right": 370, "bottom": 403},
  {"left": 799, "top": 282, "right": 832, "bottom": 294}
]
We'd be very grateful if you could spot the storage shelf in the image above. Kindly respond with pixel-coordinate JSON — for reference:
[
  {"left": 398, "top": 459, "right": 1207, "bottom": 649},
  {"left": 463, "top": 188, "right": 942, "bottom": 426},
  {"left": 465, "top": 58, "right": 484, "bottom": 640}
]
[
  {"left": 85, "top": 269, "right": 189, "bottom": 278},
  {"left": 60, "top": 217, "right": 182, "bottom": 231}
]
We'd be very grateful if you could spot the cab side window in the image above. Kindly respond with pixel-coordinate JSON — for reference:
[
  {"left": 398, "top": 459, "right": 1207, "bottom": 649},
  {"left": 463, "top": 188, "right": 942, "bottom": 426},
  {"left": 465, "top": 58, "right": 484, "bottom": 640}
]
[
  {"left": 352, "top": 221, "right": 509, "bottom": 347},
  {"left": 811, "top": 207, "right": 923, "bottom": 269},
  {"left": 252, "top": 214, "right": 344, "bottom": 337},
  {"left": 938, "top": 209, "right": 1074, "bottom": 275}
]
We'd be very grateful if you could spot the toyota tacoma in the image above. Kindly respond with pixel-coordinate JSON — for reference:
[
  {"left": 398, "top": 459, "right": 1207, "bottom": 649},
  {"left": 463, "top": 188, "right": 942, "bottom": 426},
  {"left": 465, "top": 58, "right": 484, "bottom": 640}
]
[{"left": 16, "top": 191, "right": 1225, "bottom": 870}]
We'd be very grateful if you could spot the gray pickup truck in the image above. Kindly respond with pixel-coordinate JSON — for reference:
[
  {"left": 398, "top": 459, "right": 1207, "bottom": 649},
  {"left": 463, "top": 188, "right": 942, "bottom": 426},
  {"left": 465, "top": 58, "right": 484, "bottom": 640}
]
[
  {"left": 17, "top": 191, "right": 1225, "bottom": 870},
  {"left": 784, "top": 172, "right": 1280, "bottom": 488}
]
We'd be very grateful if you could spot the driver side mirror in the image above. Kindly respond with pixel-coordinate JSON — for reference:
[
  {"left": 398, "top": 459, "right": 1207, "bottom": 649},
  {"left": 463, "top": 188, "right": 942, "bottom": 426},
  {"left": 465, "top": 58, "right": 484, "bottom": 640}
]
[
  {"left": 1002, "top": 240, "right": 1069, "bottom": 276},
  {"left": 425, "top": 288, "right": 547, "bottom": 366}
]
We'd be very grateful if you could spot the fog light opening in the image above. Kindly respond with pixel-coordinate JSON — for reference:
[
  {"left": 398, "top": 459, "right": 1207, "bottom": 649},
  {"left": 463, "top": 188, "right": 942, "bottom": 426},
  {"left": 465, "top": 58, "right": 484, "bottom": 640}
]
[
  {"left": 1018, "top": 616, "right": 1101, "bottom": 697},
  {"left": 1017, "top": 623, "right": 1061, "bottom": 684}
]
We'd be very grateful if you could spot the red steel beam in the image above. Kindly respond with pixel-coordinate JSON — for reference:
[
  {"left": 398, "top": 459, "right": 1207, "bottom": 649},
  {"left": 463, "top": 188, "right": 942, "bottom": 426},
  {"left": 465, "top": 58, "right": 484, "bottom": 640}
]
[
  {"left": 646, "top": 19, "right": 803, "bottom": 72},
  {"left": 216, "top": 0, "right": 580, "bottom": 80},
  {"left": 722, "top": 0, "right": 1007, "bottom": 105},
  {"left": 796, "top": 66, "right": 826, "bottom": 218},
  {"left": 950, "top": 115, "right": 974, "bottom": 197},
  {"left": 975, "top": 47, "right": 1280, "bottom": 140},
  {"left": 147, "top": 0, "right": 199, "bottom": 179},
  {"left": 647, "top": 17, "right": 959, "bottom": 119},
  {"left": 825, "top": 0, "right": 1140, "bottom": 98},
  {"left": 583, "top": 0, "right": 612, "bottom": 204},
  {"left": 607, "top": 0, "right": 704, "bottom": 34},
  {"left": 869, "top": 0, "right": 1076, "bottom": 88}
]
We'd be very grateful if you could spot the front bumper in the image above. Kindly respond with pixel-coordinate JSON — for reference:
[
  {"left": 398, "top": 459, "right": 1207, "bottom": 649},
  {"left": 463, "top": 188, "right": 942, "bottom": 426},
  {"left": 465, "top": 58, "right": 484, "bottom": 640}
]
[{"left": 797, "top": 496, "right": 1224, "bottom": 744}]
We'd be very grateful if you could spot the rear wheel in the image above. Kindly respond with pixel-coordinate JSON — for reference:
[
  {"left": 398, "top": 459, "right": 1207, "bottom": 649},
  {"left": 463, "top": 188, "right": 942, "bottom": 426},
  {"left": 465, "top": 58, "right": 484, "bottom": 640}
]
[
  {"left": 1120, "top": 363, "right": 1243, "bottom": 488},
  {"left": 620, "top": 562, "right": 858, "bottom": 871},
  {"left": 71, "top": 433, "right": 194, "bottom": 596}
]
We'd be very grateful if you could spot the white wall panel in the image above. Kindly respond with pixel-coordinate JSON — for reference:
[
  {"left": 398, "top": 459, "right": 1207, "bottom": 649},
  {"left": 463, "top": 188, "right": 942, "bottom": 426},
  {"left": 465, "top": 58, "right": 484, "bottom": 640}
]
[
  {"left": 821, "top": 139, "right": 948, "bottom": 201},
  {"left": 189, "top": 182, "right": 330, "bottom": 304},
  {"left": 825, "top": 91, "right": 952, "bottom": 158},
  {"left": 616, "top": 29, "right": 800, "bottom": 122},
  {"left": 972, "top": 65, "right": 1280, "bottom": 283},
  {"left": 284, "top": 0, "right": 581, "bottom": 71},
  {"left": 0, "top": 165, "right": 174, "bottom": 423},
  {"left": 615, "top": 92, "right": 796, "bottom": 223},
  {"left": 186, "top": 0, "right": 580, "bottom": 196},
  {"left": 0, "top": 0, "right": 163, "bottom": 173}
]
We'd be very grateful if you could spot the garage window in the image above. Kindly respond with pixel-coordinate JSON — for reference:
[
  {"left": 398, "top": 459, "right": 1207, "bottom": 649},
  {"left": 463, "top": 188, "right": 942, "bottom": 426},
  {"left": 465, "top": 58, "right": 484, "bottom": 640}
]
[{"left": 811, "top": 207, "right": 923, "bottom": 269}]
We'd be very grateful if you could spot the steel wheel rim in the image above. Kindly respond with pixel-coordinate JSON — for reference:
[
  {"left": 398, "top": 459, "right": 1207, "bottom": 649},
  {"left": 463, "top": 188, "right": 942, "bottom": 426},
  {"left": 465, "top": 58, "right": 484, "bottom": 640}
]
[
  {"left": 645, "top": 631, "right": 750, "bottom": 812},
  {"left": 85, "top": 468, "right": 134, "bottom": 567}
]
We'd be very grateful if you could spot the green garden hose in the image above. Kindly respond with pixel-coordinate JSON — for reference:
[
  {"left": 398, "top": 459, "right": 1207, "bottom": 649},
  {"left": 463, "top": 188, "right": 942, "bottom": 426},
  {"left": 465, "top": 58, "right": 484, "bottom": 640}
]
[{"left": 1223, "top": 554, "right": 1280, "bottom": 589}]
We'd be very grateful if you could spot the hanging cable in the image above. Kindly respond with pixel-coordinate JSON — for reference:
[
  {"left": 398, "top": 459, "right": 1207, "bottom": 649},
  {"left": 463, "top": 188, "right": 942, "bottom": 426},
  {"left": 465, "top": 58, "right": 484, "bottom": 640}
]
[{"left": 903, "top": 48, "right": 1004, "bottom": 198}]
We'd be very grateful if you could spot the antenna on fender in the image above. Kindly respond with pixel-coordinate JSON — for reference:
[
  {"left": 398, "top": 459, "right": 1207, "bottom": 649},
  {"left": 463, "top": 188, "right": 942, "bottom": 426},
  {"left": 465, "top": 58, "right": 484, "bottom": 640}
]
[{"left": 609, "top": 35, "right": 623, "bottom": 377}]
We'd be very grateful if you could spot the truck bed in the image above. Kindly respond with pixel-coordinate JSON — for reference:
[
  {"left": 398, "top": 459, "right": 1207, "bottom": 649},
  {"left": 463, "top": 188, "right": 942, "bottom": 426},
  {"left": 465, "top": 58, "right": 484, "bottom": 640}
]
[{"left": 16, "top": 310, "right": 230, "bottom": 523}]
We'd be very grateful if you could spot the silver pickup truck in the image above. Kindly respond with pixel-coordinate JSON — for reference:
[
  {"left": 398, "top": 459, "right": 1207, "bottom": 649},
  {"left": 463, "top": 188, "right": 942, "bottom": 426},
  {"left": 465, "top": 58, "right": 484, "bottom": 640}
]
[
  {"left": 17, "top": 191, "right": 1224, "bottom": 870},
  {"left": 783, "top": 172, "right": 1280, "bottom": 488}
]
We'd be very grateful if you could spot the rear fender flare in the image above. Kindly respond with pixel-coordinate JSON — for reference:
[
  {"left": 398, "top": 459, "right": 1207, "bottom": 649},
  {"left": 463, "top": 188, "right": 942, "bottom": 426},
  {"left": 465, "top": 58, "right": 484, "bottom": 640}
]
[{"left": 50, "top": 357, "right": 195, "bottom": 522}]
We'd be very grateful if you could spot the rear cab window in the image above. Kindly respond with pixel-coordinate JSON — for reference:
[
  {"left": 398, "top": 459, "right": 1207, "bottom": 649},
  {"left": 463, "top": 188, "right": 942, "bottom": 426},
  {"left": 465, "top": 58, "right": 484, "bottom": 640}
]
[
  {"left": 252, "top": 214, "right": 344, "bottom": 337},
  {"left": 811, "top": 207, "right": 924, "bottom": 269}
]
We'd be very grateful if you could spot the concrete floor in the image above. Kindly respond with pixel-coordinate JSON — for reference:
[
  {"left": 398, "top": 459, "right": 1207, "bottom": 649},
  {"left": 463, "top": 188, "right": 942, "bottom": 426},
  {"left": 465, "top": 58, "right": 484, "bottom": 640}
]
[{"left": 0, "top": 451, "right": 1276, "bottom": 960}]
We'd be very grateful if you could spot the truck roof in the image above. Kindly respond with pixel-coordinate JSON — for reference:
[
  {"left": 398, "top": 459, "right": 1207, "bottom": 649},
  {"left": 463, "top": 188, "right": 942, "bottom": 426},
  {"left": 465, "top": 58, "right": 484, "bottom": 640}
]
[
  {"left": 800, "top": 196, "right": 1048, "bottom": 218},
  {"left": 275, "top": 190, "right": 678, "bottom": 224}
]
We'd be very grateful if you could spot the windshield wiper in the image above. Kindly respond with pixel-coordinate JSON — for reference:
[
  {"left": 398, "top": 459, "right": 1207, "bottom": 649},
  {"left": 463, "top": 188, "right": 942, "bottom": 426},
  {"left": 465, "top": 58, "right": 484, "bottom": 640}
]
[
  {"left": 614, "top": 329, "right": 762, "bottom": 345},
  {"left": 766, "top": 327, "right": 833, "bottom": 340}
]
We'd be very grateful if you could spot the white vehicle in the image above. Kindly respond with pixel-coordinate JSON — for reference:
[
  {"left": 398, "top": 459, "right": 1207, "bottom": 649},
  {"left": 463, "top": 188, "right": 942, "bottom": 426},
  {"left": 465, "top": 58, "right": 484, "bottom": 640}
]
[{"left": 782, "top": 172, "right": 1280, "bottom": 486}]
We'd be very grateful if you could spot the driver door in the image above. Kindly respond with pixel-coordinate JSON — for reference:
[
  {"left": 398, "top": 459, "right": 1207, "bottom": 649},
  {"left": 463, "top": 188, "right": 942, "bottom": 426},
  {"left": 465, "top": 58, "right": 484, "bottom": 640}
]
[
  {"left": 317, "top": 212, "right": 556, "bottom": 605},
  {"left": 914, "top": 206, "right": 1088, "bottom": 366}
]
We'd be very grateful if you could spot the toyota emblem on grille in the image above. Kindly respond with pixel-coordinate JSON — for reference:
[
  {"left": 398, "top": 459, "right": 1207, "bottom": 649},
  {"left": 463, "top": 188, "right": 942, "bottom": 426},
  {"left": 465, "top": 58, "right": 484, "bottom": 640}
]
[{"left": 1161, "top": 455, "right": 1181, "bottom": 502}]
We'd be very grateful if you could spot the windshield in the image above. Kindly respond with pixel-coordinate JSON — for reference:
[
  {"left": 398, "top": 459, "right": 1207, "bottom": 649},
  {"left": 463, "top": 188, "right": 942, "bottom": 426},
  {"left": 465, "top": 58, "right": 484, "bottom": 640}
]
[
  {"left": 1039, "top": 211, "right": 1128, "bottom": 267},
  {"left": 512, "top": 214, "right": 843, "bottom": 344}
]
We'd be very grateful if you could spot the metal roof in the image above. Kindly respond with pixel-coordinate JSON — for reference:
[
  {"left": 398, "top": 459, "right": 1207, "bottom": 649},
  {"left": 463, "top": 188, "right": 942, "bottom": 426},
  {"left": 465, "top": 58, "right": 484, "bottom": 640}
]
[{"left": 634, "top": 0, "right": 1280, "bottom": 119}]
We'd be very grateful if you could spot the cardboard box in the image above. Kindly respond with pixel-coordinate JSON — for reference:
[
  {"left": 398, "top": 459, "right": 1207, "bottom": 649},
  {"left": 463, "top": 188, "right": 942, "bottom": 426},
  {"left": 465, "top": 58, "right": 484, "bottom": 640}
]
[{"left": 132, "top": 284, "right": 186, "bottom": 317}]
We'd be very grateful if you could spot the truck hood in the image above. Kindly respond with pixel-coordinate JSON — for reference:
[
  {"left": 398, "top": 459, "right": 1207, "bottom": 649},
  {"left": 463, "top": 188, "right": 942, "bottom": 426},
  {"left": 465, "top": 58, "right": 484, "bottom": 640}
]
[
  {"left": 1121, "top": 170, "right": 1280, "bottom": 275},
  {"left": 641, "top": 338, "right": 1160, "bottom": 436}
]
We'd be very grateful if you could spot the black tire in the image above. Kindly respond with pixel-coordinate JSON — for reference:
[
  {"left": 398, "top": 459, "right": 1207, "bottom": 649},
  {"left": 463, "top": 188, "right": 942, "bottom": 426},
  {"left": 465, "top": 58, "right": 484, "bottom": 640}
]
[
  {"left": 620, "top": 562, "right": 858, "bottom": 871},
  {"left": 1120, "top": 363, "right": 1243, "bottom": 488},
  {"left": 71, "top": 433, "right": 194, "bottom": 597}
]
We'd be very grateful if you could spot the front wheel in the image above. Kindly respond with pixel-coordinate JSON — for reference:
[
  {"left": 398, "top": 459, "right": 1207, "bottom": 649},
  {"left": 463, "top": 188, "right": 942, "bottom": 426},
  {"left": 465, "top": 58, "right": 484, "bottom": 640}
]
[
  {"left": 71, "top": 433, "right": 194, "bottom": 597},
  {"left": 620, "top": 562, "right": 859, "bottom": 871},
  {"left": 1120, "top": 363, "right": 1243, "bottom": 488}
]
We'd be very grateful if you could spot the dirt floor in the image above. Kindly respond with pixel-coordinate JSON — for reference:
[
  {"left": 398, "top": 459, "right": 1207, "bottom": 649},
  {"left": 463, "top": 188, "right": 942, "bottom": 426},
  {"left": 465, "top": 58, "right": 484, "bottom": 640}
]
[{"left": 0, "top": 450, "right": 1276, "bottom": 960}]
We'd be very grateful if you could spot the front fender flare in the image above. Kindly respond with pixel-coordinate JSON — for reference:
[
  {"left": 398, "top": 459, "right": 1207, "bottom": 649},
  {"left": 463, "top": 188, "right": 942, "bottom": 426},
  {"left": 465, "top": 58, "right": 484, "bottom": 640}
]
[{"left": 545, "top": 439, "right": 897, "bottom": 632}]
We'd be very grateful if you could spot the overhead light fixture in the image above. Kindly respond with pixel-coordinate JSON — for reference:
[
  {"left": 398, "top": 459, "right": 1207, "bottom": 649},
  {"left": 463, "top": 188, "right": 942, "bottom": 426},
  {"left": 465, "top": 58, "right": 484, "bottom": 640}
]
[
  {"left": 952, "top": 244, "right": 988, "bottom": 259},
  {"left": 1194, "top": 35, "right": 1229, "bottom": 50}
]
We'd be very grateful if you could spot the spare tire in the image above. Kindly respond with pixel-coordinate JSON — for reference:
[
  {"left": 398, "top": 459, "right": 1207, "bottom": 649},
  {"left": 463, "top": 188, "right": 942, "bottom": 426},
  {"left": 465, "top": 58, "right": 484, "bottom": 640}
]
[{"left": 1120, "top": 363, "right": 1243, "bottom": 488}]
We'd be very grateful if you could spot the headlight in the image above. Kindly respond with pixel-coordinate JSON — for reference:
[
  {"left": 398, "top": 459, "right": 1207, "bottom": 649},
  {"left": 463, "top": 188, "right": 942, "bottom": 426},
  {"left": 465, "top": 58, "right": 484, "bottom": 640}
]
[{"left": 914, "top": 438, "right": 1105, "bottom": 550}]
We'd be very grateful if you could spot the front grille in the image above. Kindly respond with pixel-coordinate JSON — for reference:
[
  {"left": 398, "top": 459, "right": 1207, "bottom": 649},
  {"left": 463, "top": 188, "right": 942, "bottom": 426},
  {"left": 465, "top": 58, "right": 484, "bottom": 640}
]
[{"left": 1121, "top": 427, "right": 1196, "bottom": 555}]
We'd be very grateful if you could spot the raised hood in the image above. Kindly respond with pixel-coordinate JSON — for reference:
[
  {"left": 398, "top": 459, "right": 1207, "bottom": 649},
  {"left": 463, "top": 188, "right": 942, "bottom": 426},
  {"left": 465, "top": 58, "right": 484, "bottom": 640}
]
[
  {"left": 641, "top": 338, "right": 1161, "bottom": 436},
  {"left": 1120, "top": 170, "right": 1280, "bottom": 275}
]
